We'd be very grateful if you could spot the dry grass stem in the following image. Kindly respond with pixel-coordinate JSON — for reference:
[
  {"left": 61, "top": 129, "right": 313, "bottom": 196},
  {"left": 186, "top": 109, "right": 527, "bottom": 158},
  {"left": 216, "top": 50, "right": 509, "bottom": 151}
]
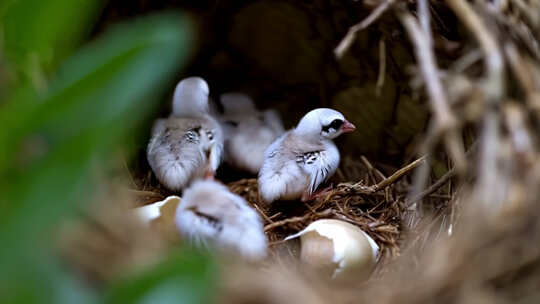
[
  {"left": 334, "top": 0, "right": 394, "bottom": 58},
  {"left": 376, "top": 38, "right": 386, "bottom": 96},
  {"left": 447, "top": 0, "right": 505, "bottom": 101}
]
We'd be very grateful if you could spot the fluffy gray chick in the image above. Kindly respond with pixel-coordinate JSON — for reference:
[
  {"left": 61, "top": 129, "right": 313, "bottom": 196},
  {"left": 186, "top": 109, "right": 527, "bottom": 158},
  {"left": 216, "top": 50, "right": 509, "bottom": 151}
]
[
  {"left": 147, "top": 77, "right": 224, "bottom": 191},
  {"left": 175, "top": 179, "right": 268, "bottom": 260}
]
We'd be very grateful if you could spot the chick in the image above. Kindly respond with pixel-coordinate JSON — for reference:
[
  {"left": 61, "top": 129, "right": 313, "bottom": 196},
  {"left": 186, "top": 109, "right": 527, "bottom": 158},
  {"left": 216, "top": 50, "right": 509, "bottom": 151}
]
[
  {"left": 175, "top": 180, "right": 268, "bottom": 260},
  {"left": 218, "top": 93, "right": 284, "bottom": 174},
  {"left": 147, "top": 77, "right": 224, "bottom": 191},
  {"left": 258, "top": 108, "right": 355, "bottom": 203}
]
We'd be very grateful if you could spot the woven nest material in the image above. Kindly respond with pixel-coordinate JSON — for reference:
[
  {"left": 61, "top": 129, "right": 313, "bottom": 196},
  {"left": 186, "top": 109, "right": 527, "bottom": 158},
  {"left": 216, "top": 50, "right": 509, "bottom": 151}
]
[{"left": 129, "top": 155, "right": 431, "bottom": 270}]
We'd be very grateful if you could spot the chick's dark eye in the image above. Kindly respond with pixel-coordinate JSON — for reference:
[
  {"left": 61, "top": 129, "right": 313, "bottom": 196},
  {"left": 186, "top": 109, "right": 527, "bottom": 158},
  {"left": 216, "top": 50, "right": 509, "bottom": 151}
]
[
  {"left": 224, "top": 120, "right": 239, "bottom": 127},
  {"left": 330, "top": 119, "right": 343, "bottom": 129},
  {"left": 322, "top": 119, "right": 343, "bottom": 132}
]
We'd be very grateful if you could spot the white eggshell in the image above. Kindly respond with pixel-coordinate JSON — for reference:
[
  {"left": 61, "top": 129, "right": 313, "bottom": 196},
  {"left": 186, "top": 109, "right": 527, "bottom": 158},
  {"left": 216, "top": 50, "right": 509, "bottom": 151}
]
[
  {"left": 134, "top": 196, "right": 181, "bottom": 224},
  {"left": 285, "top": 219, "right": 379, "bottom": 277}
]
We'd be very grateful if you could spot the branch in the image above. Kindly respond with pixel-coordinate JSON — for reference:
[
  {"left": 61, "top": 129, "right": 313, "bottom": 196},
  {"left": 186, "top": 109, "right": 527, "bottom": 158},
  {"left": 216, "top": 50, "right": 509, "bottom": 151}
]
[
  {"left": 399, "top": 12, "right": 454, "bottom": 132},
  {"left": 372, "top": 156, "right": 427, "bottom": 191},
  {"left": 376, "top": 37, "right": 387, "bottom": 96},
  {"left": 264, "top": 210, "right": 332, "bottom": 232},
  {"left": 446, "top": 0, "right": 505, "bottom": 207},
  {"left": 407, "top": 167, "right": 456, "bottom": 204},
  {"left": 337, "top": 156, "right": 427, "bottom": 194},
  {"left": 334, "top": 0, "right": 394, "bottom": 59},
  {"left": 418, "top": 0, "right": 432, "bottom": 47},
  {"left": 399, "top": 11, "right": 467, "bottom": 174},
  {"left": 505, "top": 43, "right": 540, "bottom": 112},
  {"left": 446, "top": 0, "right": 505, "bottom": 102}
]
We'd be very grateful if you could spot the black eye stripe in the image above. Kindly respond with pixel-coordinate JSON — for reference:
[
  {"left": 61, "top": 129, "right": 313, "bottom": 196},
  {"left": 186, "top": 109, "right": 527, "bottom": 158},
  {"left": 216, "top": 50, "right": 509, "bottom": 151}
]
[
  {"left": 330, "top": 119, "right": 343, "bottom": 129},
  {"left": 322, "top": 119, "right": 343, "bottom": 132},
  {"left": 224, "top": 120, "right": 238, "bottom": 127}
]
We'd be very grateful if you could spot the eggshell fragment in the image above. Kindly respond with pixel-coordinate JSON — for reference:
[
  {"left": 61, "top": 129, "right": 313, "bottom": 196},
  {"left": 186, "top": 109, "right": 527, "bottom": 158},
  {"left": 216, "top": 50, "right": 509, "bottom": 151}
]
[
  {"left": 134, "top": 196, "right": 181, "bottom": 225},
  {"left": 285, "top": 219, "right": 379, "bottom": 278}
]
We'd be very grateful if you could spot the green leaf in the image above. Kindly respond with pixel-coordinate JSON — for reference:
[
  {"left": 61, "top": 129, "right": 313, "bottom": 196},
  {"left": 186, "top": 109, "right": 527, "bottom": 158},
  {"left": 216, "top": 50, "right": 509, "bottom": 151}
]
[
  {"left": 0, "top": 11, "right": 194, "bottom": 303},
  {"left": 2, "top": 253, "right": 98, "bottom": 304},
  {"left": 0, "top": 11, "right": 193, "bottom": 173},
  {"left": 1, "top": 0, "right": 106, "bottom": 85},
  {"left": 106, "top": 250, "right": 216, "bottom": 304}
]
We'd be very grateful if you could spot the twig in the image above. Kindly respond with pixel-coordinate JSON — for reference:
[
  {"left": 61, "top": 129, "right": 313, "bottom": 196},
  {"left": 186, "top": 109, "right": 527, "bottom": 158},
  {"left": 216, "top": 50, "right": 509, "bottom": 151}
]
[
  {"left": 373, "top": 156, "right": 427, "bottom": 191},
  {"left": 447, "top": 0, "right": 506, "bottom": 207},
  {"left": 447, "top": 0, "right": 505, "bottom": 102},
  {"left": 268, "top": 212, "right": 282, "bottom": 221},
  {"left": 505, "top": 43, "right": 540, "bottom": 112},
  {"left": 268, "top": 239, "right": 290, "bottom": 247},
  {"left": 399, "top": 11, "right": 467, "bottom": 174},
  {"left": 376, "top": 37, "right": 387, "bottom": 96},
  {"left": 407, "top": 168, "right": 456, "bottom": 204},
  {"left": 399, "top": 13, "right": 452, "bottom": 129},
  {"left": 360, "top": 155, "right": 386, "bottom": 181},
  {"left": 254, "top": 204, "right": 274, "bottom": 224},
  {"left": 339, "top": 155, "right": 427, "bottom": 194},
  {"left": 406, "top": 123, "right": 437, "bottom": 215},
  {"left": 510, "top": 0, "right": 540, "bottom": 29},
  {"left": 122, "top": 158, "right": 138, "bottom": 188},
  {"left": 127, "top": 189, "right": 163, "bottom": 196},
  {"left": 451, "top": 49, "right": 483, "bottom": 73},
  {"left": 503, "top": 102, "right": 534, "bottom": 161},
  {"left": 334, "top": 0, "right": 394, "bottom": 58},
  {"left": 408, "top": 141, "right": 478, "bottom": 208},
  {"left": 418, "top": 0, "right": 432, "bottom": 47},
  {"left": 264, "top": 210, "right": 332, "bottom": 232},
  {"left": 429, "top": 194, "right": 452, "bottom": 200}
]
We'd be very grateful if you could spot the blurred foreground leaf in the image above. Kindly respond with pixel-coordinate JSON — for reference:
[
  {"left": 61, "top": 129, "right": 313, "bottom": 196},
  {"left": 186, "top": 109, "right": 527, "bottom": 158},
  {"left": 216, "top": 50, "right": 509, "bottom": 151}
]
[
  {"left": 106, "top": 250, "right": 216, "bottom": 304},
  {"left": 1, "top": 0, "right": 105, "bottom": 87},
  {"left": 0, "top": 11, "right": 195, "bottom": 303}
]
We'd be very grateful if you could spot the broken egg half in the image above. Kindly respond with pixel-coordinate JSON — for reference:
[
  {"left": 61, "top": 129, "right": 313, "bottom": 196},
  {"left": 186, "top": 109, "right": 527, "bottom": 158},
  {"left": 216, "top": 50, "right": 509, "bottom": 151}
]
[
  {"left": 285, "top": 219, "right": 379, "bottom": 279},
  {"left": 134, "top": 195, "right": 181, "bottom": 225}
]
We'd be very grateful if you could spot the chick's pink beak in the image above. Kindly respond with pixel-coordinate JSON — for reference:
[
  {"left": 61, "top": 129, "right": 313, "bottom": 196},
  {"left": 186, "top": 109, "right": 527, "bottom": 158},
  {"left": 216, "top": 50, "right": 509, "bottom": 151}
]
[{"left": 341, "top": 120, "right": 356, "bottom": 133}]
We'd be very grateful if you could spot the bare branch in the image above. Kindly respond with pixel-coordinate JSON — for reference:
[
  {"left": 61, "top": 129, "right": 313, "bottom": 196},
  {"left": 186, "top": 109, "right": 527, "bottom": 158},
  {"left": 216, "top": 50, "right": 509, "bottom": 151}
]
[
  {"left": 338, "top": 156, "right": 427, "bottom": 195},
  {"left": 334, "top": 0, "right": 394, "bottom": 59},
  {"left": 408, "top": 168, "right": 456, "bottom": 205},
  {"left": 505, "top": 43, "right": 540, "bottom": 112},
  {"left": 373, "top": 156, "right": 427, "bottom": 191},
  {"left": 446, "top": 0, "right": 505, "bottom": 102},
  {"left": 399, "top": 11, "right": 467, "bottom": 174},
  {"left": 376, "top": 38, "right": 387, "bottom": 96},
  {"left": 418, "top": 0, "right": 432, "bottom": 47}
]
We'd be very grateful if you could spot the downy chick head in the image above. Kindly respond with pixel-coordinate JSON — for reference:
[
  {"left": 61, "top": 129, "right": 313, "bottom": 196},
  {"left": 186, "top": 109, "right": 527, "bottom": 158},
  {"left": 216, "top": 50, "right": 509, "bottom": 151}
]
[
  {"left": 220, "top": 92, "right": 257, "bottom": 115},
  {"left": 295, "top": 108, "right": 356, "bottom": 140},
  {"left": 172, "top": 77, "right": 210, "bottom": 117},
  {"left": 175, "top": 180, "right": 268, "bottom": 260},
  {"left": 219, "top": 93, "right": 284, "bottom": 173}
]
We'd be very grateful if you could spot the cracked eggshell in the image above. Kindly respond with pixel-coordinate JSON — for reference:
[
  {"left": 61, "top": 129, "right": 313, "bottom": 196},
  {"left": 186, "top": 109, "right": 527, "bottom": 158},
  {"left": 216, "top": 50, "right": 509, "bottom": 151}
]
[
  {"left": 134, "top": 195, "right": 182, "bottom": 242},
  {"left": 285, "top": 219, "right": 379, "bottom": 279},
  {"left": 134, "top": 196, "right": 181, "bottom": 225}
]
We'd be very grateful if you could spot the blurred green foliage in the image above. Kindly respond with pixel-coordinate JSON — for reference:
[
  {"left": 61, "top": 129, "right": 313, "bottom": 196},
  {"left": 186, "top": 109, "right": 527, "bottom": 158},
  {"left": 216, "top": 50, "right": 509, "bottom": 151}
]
[
  {"left": 106, "top": 250, "right": 215, "bottom": 304},
  {"left": 2, "top": 0, "right": 105, "bottom": 88},
  {"left": 0, "top": 1, "right": 215, "bottom": 303}
]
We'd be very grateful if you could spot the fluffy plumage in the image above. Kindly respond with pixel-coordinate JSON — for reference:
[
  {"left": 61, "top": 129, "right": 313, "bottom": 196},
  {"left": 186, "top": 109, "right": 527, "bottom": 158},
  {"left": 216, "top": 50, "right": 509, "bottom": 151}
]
[
  {"left": 175, "top": 180, "right": 268, "bottom": 260},
  {"left": 147, "top": 77, "right": 223, "bottom": 191},
  {"left": 258, "top": 108, "right": 355, "bottom": 203},
  {"left": 218, "top": 93, "right": 284, "bottom": 174}
]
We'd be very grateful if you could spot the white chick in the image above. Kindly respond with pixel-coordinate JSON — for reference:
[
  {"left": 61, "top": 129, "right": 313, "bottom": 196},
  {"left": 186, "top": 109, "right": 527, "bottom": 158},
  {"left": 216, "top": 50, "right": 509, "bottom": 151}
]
[
  {"left": 218, "top": 93, "right": 284, "bottom": 174},
  {"left": 258, "top": 108, "right": 356, "bottom": 204},
  {"left": 147, "top": 77, "right": 224, "bottom": 192},
  {"left": 175, "top": 180, "right": 268, "bottom": 260}
]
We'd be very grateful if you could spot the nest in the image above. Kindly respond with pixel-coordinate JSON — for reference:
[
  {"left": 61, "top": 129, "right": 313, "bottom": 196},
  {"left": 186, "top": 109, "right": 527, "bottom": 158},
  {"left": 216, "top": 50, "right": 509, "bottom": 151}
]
[
  {"left": 128, "top": 155, "right": 429, "bottom": 267},
  {"left": 227, "top": 156, "right": 427, "bottom": 262}
]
